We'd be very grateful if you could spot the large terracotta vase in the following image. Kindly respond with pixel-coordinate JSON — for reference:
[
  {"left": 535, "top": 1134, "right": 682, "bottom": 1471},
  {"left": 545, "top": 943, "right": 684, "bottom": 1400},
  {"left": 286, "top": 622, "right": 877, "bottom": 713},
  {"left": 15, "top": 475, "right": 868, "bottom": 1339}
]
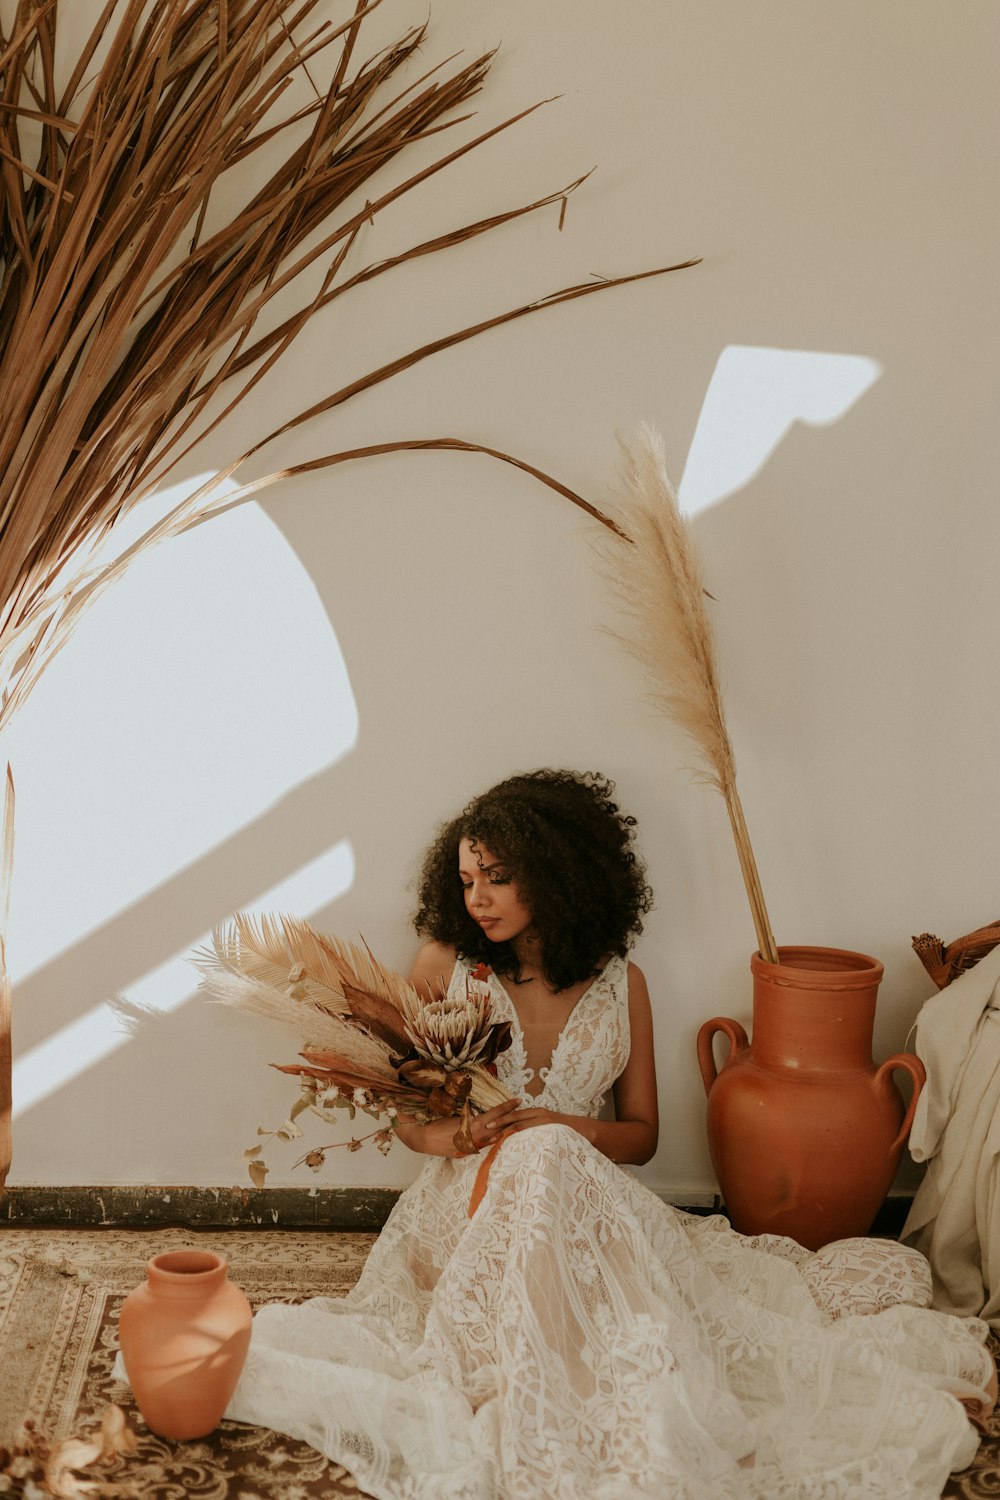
[
  {"left": 696, "top": 946, "right": 925, "bottom": 1252},
  {"left": 118, "top": 1249, "right": 252, "bottom": 1439}
]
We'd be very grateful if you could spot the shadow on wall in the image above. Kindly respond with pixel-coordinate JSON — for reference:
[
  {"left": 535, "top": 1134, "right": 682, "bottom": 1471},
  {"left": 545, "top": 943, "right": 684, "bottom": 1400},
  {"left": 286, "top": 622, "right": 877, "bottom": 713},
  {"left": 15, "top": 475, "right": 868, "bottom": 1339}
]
[{"left": 9, "top": 337, "right": 955, "bottom": 1193}]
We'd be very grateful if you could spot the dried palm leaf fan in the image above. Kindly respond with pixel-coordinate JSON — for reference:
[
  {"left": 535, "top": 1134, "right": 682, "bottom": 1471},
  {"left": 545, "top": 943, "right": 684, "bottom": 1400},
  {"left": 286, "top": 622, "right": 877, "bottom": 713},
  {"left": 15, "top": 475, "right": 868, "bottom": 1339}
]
[
  {"left": 0, "top": 1, "right": 699, "bottom": 1191},
  {"left": 599, "top": 425, "right": 778, "bottom": 964}
]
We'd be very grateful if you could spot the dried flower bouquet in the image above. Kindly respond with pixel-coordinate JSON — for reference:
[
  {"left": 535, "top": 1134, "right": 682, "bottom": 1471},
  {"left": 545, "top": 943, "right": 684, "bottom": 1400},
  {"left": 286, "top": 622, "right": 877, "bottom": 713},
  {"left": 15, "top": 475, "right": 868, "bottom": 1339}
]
[{"left": 196, "top": 915, "right": 514, "bottom": 1182}]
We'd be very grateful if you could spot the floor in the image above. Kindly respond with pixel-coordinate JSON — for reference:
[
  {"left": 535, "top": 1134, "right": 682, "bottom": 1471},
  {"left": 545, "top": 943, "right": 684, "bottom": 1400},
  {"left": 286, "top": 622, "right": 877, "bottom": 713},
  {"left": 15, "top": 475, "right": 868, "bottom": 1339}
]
[{"left": 1, "top": 1222, "right": 998, "bottom": 1498}]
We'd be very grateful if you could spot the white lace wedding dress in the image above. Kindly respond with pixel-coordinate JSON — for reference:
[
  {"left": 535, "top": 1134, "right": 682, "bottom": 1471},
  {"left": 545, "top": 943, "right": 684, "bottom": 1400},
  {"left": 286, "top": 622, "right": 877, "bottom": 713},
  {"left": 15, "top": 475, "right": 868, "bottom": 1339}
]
[{"left": 224, "top": 956, "right": 994, "bottom": 1499}]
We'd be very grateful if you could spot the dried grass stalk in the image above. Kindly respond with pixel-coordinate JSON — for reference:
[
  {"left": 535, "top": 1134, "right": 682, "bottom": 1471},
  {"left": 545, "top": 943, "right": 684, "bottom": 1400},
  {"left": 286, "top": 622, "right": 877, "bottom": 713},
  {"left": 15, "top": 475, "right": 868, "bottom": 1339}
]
[{"left": 599, "top": 424, "right": 778, "bottom": 964}]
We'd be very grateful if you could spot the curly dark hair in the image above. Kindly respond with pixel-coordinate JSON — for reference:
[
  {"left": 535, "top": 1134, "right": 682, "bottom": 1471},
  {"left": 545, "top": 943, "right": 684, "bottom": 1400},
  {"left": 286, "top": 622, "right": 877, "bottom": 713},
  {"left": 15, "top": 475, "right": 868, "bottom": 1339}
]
[{"left": 413, "top": 769, "right": 653, "bottom": 991}]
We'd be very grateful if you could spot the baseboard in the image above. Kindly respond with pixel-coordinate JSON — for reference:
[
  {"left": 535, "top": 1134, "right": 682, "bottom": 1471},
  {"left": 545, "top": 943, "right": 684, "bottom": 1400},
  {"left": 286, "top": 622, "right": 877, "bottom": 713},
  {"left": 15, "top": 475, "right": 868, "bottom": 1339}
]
[
  {"left": 0, "top": 1184, "right": 915, "bottom": 1235},
  {"left": 1, "top": 1185, "right": 401, "bottom": 1230},
  {"left": 2, "top": 1184, "right": 720, "bottom": 1229}
]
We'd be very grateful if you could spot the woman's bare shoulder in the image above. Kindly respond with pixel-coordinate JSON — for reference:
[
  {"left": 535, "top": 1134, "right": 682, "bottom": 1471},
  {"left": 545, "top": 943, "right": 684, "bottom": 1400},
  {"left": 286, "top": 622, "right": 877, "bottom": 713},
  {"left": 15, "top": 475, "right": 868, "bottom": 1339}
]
[
  {"left": 625, "top": 960, "right": 652, "bottom": 1013},
  {"left": 409, "top": 940, "right": 459, "bottom": 995}
]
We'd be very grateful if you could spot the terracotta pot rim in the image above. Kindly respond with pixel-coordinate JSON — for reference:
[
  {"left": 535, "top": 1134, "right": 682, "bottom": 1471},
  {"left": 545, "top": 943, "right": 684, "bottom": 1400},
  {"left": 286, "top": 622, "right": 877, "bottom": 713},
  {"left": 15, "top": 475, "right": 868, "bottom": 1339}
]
[
  {"left": 752, "top": 944, "right": 884, "bottom": 986},
  {"left": 147, "top": 1250, "right": 226, "bottom": 1281}
]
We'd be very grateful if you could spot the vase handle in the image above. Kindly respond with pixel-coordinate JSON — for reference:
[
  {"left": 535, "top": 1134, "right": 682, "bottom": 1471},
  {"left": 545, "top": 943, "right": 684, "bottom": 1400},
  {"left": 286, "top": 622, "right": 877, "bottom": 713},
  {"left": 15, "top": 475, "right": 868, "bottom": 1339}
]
[
  {"left": 873, "top": 1052, "right": 927, "bottom": 1153},
  {"left": 697, "top": 1017, "right": 749, "bottom": 1096}
]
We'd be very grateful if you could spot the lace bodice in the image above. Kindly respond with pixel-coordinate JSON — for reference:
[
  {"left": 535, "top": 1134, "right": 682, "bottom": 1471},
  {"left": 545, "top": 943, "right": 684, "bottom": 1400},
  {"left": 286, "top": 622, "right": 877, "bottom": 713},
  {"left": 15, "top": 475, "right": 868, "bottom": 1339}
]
[{"left": 448, "top": 954, "right": 630, "bottom": 1117}]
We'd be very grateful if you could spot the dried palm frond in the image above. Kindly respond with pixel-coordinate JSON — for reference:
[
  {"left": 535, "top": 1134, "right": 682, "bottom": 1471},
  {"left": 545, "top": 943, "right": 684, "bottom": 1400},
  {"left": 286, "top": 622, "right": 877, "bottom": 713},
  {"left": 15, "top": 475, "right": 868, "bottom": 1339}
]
[
  {"left": 199, "top": 915, "right": 428, "bottom": 1039},
  {"left": 206, "top": 911, "right": 354, "bottom": 1015},
  {"left": 0, "top": 0, "right": 700, "bottom": 741},
  {"left": 319, "top": 930, "right": 430, "bottom": 1022},
  {"left": 599, "top": 424, "right": 778, "bottom": 964},
  {"left": 200, "top": 965, "right": 394, "bottom": 1065},
  {"left": 0, "top": 1, "right": 699, "bottom": 1192}
]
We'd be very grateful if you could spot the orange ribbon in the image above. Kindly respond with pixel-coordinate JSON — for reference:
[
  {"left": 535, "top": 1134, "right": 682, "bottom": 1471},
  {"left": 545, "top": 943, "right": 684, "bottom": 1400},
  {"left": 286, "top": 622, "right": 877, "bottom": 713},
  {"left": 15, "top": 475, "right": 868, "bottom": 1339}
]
[{"left": 467, "top": 1128, "right": 514, "bottom": 1217}]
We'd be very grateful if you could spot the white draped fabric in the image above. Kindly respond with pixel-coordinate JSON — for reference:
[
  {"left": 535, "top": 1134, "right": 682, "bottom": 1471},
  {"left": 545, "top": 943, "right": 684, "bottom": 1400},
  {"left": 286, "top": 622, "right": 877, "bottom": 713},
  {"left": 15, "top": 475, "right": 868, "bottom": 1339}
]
[
  {"left": 903, "top": 943, "right": 1000, "bottom": 1324},
  {"left": 222, "top": 957, "right": 993, "bottom": 1499}
]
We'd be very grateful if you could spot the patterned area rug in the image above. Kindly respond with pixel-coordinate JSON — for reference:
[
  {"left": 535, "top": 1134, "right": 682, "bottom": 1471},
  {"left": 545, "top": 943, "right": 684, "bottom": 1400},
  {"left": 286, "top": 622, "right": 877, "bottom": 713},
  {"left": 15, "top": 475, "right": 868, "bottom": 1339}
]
[
  {"left": 0, "top": 1226, "right": 377, "bottom": 1498},
  {"left": 1, "top": 1224, "right": 998, "bottom": 1498}
]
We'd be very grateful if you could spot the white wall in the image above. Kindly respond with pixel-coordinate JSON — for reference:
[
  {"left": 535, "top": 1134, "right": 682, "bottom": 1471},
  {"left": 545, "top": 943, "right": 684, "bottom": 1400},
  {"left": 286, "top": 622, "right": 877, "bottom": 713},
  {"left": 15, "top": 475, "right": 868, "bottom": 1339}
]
[{"left": 7, "top": 0, "right": 1000, "bottom": 1198}]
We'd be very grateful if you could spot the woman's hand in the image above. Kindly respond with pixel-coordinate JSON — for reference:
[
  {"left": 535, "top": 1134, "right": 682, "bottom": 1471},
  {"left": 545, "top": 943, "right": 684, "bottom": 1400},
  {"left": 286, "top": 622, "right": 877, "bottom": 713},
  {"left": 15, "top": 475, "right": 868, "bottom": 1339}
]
[
  {"left": 394, "top": 1098, "right": 521, "bottom": 1158},
  {"left": 500, "top": 1105, "right": 571, "bottom": 1135}
]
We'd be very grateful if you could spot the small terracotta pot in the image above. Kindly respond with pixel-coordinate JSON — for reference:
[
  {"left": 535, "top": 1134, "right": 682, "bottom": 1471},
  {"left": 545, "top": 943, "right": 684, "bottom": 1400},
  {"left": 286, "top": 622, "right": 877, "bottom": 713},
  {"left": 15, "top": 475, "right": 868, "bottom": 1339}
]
[
  {"left": 697, "top": 946, "right": 925, "bottom": 1251},
  {"left": 118, "top": 1249, "right": 252, "bottom": 1440}
]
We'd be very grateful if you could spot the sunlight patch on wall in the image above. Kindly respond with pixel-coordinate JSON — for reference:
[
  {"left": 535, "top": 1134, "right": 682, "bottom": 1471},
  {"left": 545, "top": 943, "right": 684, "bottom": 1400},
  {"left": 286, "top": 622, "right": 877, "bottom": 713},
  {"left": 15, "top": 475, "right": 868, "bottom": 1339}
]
[
  {"left": 11, "top": 837, "right": 356, "bottom": 1118},
  {"left": 679, "top": 347, "right": 882, "bottom": 516},
  {"left": 5, "top": 479, "right": 357, "bottom": 986}
]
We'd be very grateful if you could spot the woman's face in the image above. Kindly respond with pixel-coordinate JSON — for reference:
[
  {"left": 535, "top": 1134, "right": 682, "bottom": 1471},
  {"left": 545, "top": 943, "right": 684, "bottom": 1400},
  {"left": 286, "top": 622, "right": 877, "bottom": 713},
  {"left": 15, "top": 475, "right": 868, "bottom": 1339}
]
[{"left": 458, "top": 838, "right": 534, "bottom": 945}]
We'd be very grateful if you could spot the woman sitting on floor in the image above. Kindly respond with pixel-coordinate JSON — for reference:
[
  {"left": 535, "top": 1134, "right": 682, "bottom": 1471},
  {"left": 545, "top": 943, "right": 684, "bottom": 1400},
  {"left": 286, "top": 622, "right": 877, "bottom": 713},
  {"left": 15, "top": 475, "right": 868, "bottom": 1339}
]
[{"left": 225, "top": 768, "right": 996, "bottom": 1499}]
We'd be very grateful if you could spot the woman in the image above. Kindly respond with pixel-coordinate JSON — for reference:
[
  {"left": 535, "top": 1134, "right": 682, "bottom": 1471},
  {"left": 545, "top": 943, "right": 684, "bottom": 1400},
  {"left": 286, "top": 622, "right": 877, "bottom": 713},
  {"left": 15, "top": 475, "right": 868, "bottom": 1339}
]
[
  {"left": 226, "top": 770, "right": 994, "bottom": 1499},
  {"left": 399, "top": 766, "right": 658, "bottom": 1168}
]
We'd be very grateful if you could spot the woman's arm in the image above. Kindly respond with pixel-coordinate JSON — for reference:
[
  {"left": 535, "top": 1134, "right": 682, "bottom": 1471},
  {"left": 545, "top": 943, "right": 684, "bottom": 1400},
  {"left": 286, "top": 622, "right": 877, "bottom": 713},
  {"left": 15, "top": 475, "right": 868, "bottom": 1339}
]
[
  {"left": 395, "top": 942, "right": 522, "bottom": 1157},
  {"left": 394, "top": 1097, "right": 523, "bottom": 1157},
  {"left": 500, "top": 962, "right": 659, "bottom": 1165}
]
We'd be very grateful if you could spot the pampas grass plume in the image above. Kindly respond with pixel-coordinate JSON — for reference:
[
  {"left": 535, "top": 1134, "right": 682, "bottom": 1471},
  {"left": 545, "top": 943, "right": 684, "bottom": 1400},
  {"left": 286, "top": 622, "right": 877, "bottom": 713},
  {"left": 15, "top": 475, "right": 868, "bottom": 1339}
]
[{"left": 600, "top": 424, "right": 778, "bottom": 964}]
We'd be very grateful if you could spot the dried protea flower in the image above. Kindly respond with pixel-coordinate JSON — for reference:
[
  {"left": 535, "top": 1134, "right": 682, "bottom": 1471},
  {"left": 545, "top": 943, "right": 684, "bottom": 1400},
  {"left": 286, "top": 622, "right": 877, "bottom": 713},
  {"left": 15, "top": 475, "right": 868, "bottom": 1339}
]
[{"left": 399, "top": 985, "right": 511, "bottom": 1070}]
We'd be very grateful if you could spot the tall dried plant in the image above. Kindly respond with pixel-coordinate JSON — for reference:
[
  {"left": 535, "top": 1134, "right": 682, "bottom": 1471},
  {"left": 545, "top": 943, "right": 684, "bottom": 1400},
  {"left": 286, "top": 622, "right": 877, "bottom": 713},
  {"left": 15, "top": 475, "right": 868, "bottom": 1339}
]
[
  {"left": 0, "top": 1, "right": 699, "bottom": 1190},
  {"left": 599, "top": 424, "right": 778, "bottom": 964}
]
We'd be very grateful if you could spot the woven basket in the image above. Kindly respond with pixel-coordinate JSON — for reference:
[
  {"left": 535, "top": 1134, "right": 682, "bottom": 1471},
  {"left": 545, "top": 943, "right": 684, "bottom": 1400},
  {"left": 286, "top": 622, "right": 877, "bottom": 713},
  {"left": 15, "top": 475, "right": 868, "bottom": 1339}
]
[{"left": 912, "top": 921, "right": 1000, "bottom": 990}]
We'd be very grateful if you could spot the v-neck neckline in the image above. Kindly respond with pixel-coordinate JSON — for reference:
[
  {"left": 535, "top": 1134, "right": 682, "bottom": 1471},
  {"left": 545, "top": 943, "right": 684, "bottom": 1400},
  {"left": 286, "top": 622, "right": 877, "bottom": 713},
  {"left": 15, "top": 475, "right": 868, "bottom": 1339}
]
[{"left": 488, "top": 963, "right": 608, "bottom": 1101}]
